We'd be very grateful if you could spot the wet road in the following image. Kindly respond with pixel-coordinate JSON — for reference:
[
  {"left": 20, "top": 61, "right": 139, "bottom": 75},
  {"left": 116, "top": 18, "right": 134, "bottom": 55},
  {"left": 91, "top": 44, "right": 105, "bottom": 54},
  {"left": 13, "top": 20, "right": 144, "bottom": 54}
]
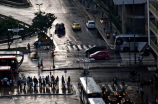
[{"left": 0, "top": 95, "right": 81, "bottom": 104}]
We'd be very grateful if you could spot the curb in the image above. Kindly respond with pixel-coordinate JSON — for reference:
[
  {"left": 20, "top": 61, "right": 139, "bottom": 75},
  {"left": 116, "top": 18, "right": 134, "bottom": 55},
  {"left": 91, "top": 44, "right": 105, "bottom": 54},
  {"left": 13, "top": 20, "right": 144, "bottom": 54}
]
[
  {"left": 0, "top": 93, "right": 73, "bottom": 98},
  {"left": 41, "top": 65, "right": 155, "bottom": 71},
  {"left": 0, "top": 85, "right": 75, "bottom": 97}
]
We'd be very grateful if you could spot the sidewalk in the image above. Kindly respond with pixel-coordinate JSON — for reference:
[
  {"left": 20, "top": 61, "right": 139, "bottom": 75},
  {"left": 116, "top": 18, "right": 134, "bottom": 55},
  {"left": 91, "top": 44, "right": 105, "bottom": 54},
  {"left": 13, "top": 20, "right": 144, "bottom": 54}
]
[{"left": 0, "top": 78, "right": 74, "bottom": 97}]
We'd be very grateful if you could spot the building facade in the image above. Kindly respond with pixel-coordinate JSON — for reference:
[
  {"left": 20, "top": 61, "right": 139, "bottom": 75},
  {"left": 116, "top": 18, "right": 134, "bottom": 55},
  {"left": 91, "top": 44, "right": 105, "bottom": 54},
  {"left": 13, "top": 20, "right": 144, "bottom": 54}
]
[
  {"left": 113, "top": 0, "right": 147, "bottom": 34},
  {"left": 147, "top": 0, "right": 158, "bottom": 67}
]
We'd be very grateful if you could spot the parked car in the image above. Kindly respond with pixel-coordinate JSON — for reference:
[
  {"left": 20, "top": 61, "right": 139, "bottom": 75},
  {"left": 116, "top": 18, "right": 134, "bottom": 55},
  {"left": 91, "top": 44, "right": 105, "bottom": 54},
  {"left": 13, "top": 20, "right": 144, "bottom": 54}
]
[
  {"left": 85, "top": 46, "right": 107, "bottom": 57},
  {"left": 89, "top": 50, "right": 110, "bottom": 60},
  {"left": 86, "top": 20, "right": 95, "bottom": 28},
  {"left": 55, "top": 23, "right": 65, "bottom": 32},
  {"left": 72, "top": 23, "right": 81, "bottom": 30}
]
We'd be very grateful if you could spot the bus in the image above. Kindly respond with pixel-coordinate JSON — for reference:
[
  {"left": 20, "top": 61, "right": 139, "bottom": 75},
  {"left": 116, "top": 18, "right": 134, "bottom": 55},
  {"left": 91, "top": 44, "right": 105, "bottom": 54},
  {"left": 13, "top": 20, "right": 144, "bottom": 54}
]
[
  {"left": 79, "top": 77, "right": 102, "bottom": 104},
  {"left": 0, "top": 66, "right": 14, "bottom": 86},
  {"left": 0, "top": 55, "right": 18, "bottom": 73},
  {"left": 114, "top": 34, "right": 152, "bottom": 52},
  {"left": 88, "top": 98, "right": 105, "bottom": 104}
]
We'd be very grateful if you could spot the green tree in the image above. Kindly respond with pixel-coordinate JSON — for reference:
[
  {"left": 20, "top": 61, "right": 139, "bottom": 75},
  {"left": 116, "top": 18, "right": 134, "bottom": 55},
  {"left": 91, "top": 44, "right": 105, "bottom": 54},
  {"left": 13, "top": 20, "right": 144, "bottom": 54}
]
[
  {"left": 32, "top": 12, "right": 57, "bottom": 40},
  {"left": 0, "top": 16, "right": 18, "bottom": 49}
]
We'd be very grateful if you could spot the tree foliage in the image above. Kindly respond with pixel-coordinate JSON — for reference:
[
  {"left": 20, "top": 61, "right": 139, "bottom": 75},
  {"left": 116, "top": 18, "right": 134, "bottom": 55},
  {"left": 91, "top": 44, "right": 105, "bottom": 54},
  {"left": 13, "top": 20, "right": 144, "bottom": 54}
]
[
  {"left": 0, "top": 16, "right": 18, "bottom": 37},
  {"left": 0, "top": 16, "right": 25, "bottom": 49},
  {"left": 32, "top": 12, "right": 57, "bottom": 34}
]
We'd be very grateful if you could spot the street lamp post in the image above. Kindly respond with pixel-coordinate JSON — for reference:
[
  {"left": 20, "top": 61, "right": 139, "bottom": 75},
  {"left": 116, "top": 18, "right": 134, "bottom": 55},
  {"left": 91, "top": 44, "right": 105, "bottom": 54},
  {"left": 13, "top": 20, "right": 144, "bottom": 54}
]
[
  {"left": 36, "top": 3, "right": 43, "bottom": 12},
  {"left": 8, "top": 25, "right": 24, "bottom": 86},
  {"left": 129, "top": 38, "right": 131, "bottom": 68},
  {"left": 133, "top": 0, "right": 136, "bottom": 64}
]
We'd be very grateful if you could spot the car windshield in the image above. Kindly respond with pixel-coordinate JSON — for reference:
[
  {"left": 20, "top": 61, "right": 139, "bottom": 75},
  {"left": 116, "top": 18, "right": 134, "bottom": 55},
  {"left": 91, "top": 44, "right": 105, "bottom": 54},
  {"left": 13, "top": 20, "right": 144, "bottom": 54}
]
[
  {"left": 75, "top": 24, "right": 79, "bottom": 26},
  {"left": 89, "top": 22, "right": 95, "bottom": 24}
]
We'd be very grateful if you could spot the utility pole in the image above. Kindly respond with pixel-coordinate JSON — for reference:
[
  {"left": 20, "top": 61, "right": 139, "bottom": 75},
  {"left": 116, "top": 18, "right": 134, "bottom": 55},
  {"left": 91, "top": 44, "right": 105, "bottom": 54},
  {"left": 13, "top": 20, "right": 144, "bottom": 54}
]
[
  {"left": 133, "top": 0, "right": 136, "bottom": 64},
  {"left": 8, "top": 24, "right": 24, "bottom": 86}
]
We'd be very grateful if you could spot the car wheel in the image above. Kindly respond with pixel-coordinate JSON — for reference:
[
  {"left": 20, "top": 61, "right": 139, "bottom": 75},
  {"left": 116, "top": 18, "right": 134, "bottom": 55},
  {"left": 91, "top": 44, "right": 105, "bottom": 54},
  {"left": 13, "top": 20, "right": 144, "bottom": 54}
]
[{"left": 105, "top": 57, "right": 110, "bottom": 60}]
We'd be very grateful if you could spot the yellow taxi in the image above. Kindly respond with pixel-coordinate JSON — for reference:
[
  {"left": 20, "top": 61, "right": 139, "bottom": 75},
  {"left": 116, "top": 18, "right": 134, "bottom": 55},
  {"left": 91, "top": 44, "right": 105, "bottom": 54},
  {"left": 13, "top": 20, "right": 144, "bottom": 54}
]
[{"left": 72, "top": 23, "right": 81, "bottom": 30}]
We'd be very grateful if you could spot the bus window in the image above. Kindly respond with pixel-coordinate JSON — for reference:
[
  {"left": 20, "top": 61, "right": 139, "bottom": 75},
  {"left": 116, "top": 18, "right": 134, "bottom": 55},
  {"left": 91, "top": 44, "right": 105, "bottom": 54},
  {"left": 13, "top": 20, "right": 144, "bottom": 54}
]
[
  {"left": 0, "top": 59, "right": 7, "bottom": 65},
  {"left": 116, "top": 38, "right": 123, "bottom": 45}
]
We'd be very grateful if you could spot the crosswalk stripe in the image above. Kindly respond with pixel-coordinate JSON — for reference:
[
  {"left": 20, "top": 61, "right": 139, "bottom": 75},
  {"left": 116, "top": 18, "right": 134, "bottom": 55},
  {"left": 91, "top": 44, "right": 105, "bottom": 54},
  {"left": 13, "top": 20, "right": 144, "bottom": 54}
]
[
  {"left": 77, "top": 45, "right": 82, "bottom": 50},
  {"left": 119, "top": 84, "right": 128, "bottom": 89},
  {"left": 108, "top": 84, "right": 114, "bottom": 92},
  {"left": 83, "top": 45, "right": 88, "bottom": 50},
  {"left": 88, "top": 45, "right": 92, "bottom": 49},
  {"left": 73, "top": 45, "right": 78, "bottom": 50},
  {"left": 67, "top": 46, "right": 72, "bottom": 50}
]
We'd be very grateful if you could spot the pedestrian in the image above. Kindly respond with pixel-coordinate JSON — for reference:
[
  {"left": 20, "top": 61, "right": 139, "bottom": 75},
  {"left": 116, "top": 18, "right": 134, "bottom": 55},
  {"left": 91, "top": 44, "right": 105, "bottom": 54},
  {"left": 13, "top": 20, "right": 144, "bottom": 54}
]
[
  {"left": 145, "top": 94, "right": 148, "bottom": 104},
  {"left": 40, "top": 59, "right": 43, "bottom": 68},
  {"left": 51, "top": 75, "right": 54, "bottom": 82},
  {"left": 150, "top": 77, "right": 153, "bottom": 87},
  {"left": 62, "top": 75, "right": 64, "bottom": 84},
  {"left": 26, "top": 76, "right": 29, "bottom": 85},
  {"left": 68, "top": 76, "right": 71, "bottom": 83},
  {"left": 7, "top": 80, "right": 10, "bottom": 87},
  {"left": 136, "top": 86, "right": 139, "bottom": 94},
  {"left": 27, "top": 43, "right": 30, "bottom": 51},
  {"left": 140, "top": 87, "right": 144, "bottom": 97},
  {"left": 17, "top": 77, "right": 21, "bottom": 89},
  {"left": 114, "top": 30, "right": 118, "bottom": 36},
  {"left": 10, "top": 79, "right": 13, "bottom": 86},
  {"left": 137, "top": 74, "right": 140, "bottom": 82},
  {"left": 86, "top": 4, "right": 89, "bottom": 11},
  {"left": 39, "top": 76, "right": 42, "bottom": 87},
  {"left": 42, "top": 76, "right": 45, "bottom": 86},
  {"left": 67, "top": 81, "right": 69, "bottom": 89},
  {"left": 37, "top": 62, "right": 40, "bottom": 69},
  {"left": 38, "top": 41, "right": 41, "bottom": 48},
  {"left": 63, "top": 81, "right": 66, "bottom": 89},
  {"left": 102, "top": 11, "right": 104, "bottom": 17},
  {"left": 107, "top": 33, "right": 110, "bottom": 39},
  {"left": 104, "top": 26, "right": 106, "bottom": 32},
  {"left": 23, "top": 76, "right": 26, "bottom": 89},
  {"left": 112, "top": 33, "right": 116, "bottom": 40}
]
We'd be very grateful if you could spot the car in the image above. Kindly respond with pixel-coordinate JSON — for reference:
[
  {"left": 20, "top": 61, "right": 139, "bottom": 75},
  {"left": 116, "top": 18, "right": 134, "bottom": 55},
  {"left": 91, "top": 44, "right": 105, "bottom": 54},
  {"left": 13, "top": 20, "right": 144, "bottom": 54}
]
[
  {"left": 86, "top": 20, "right": 95, "bottom": 28},
  {"left": 72, "top": 23, "right": 81, "bottom": 30},
  {"left": 89, "top": 50, "right": 110, "bottom": 60},
  {"left": 85, "top": 46, "right": 107, "bottom": 57},
  {"left": 55, "top": 23, "right": 65, "bottom": 32},
  {"left": 114, "top": 90, "right": 126, "bottom": 101}
]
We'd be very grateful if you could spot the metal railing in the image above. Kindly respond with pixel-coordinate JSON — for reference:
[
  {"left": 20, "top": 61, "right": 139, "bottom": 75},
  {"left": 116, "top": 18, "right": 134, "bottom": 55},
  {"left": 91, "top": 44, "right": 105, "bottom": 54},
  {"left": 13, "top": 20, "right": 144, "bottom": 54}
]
[
  {"left": 149, "top": 3, "right": 158, "bottom": 18},
  {"left": 149, "top": 21, "right": 158, "bottom": 36},
  {"left": 150, "top": 40, "right": 158, "bottom": 53}
]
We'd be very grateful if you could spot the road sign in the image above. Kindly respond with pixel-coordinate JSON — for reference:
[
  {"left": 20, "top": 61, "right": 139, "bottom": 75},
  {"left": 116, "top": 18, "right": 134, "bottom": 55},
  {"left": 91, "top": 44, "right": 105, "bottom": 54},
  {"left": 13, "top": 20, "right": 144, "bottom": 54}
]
[{"left": 64, "top": 70, "right": 67, "bottom": 73}]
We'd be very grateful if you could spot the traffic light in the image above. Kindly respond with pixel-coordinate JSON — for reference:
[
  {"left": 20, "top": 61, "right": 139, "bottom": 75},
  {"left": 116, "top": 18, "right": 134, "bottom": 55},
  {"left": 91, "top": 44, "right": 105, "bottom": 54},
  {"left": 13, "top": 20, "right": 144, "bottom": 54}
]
[{"left": 46, "top": 37, "right": 48, "bottom": 40}]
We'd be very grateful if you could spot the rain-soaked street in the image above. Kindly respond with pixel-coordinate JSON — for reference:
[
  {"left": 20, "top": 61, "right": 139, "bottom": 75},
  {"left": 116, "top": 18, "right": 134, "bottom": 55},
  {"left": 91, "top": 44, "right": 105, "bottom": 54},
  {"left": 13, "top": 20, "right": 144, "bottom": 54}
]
[{"left": 0, "top": 95, "right": 80, "bottom": 104}]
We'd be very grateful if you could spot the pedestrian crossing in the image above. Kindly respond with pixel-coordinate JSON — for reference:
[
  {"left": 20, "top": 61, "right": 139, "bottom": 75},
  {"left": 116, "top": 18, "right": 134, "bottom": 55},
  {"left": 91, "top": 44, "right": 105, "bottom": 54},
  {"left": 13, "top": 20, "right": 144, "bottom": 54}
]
[
  {"left": 66, "top": 44, "right": 96, "bottom": 51},
  {"left": 100, "top": 84, "right": 128, "bottom": 94}
]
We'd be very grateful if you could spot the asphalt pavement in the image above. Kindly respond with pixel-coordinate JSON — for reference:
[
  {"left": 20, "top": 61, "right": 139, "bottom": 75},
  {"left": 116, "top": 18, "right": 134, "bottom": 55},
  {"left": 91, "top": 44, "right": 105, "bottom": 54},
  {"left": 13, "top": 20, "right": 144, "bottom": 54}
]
[{"left": 0, "top": 0, "right": 158, "bottom": 104}]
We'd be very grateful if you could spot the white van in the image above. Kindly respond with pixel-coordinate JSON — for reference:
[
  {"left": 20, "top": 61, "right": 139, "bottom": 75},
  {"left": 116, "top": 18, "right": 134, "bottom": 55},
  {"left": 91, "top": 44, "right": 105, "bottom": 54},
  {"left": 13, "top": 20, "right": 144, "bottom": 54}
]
[{"left": 86, "top": 20, "right": 95, "bottom": 28}]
